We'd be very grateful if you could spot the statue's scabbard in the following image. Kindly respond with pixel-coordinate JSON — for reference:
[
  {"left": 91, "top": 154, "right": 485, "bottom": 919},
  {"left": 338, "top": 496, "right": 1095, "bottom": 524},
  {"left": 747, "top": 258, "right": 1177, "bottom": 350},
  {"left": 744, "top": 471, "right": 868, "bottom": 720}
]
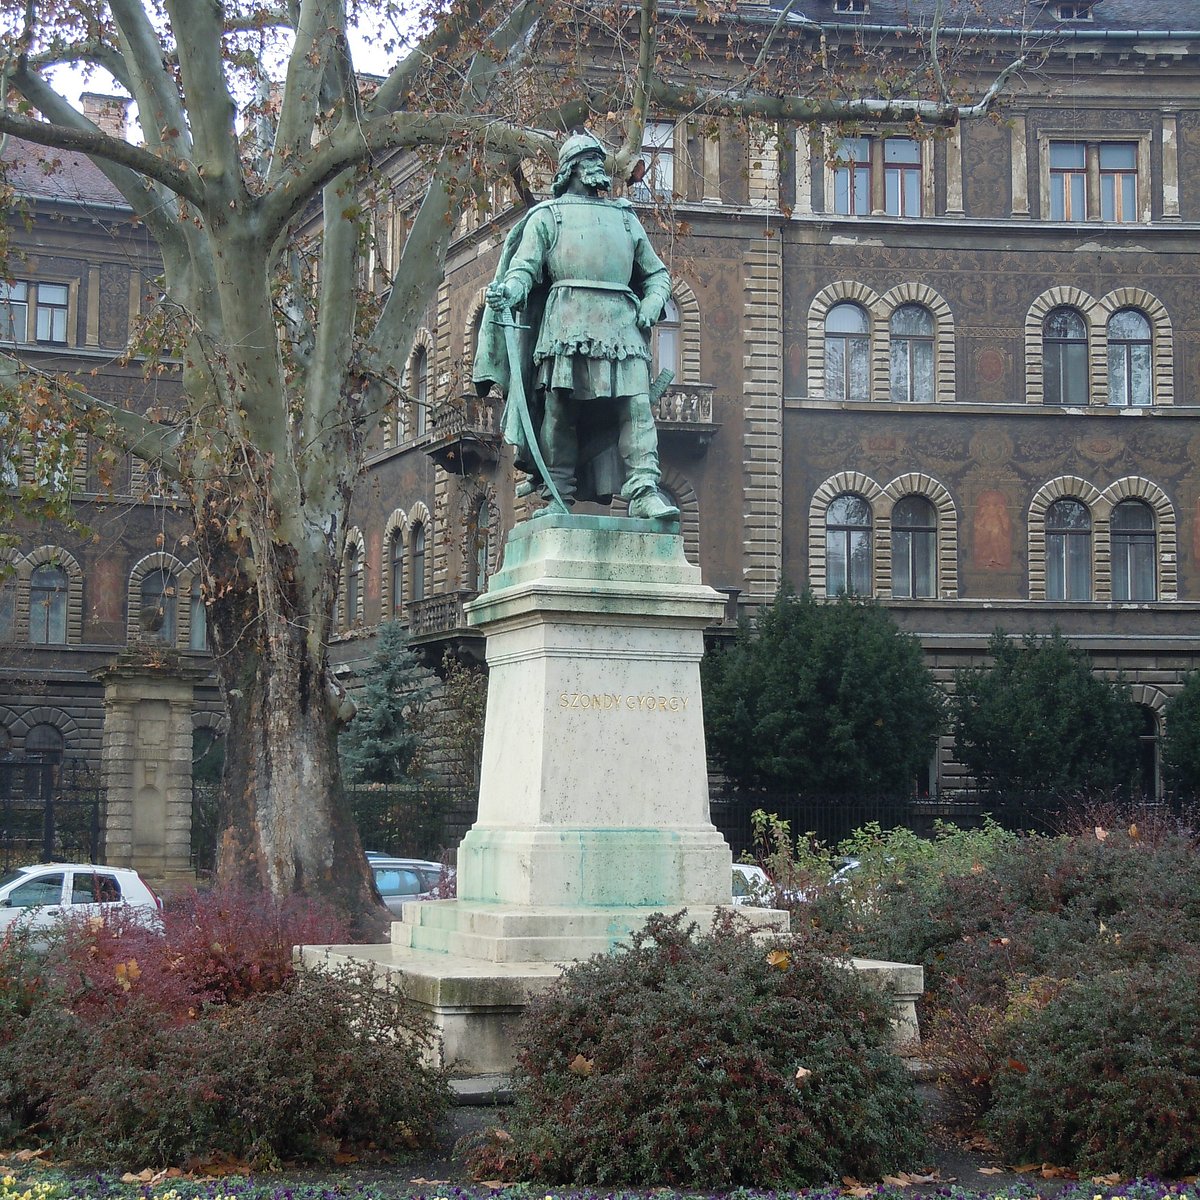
[{"left": 499, "top": 306, "right": 570, "bottom": 514}]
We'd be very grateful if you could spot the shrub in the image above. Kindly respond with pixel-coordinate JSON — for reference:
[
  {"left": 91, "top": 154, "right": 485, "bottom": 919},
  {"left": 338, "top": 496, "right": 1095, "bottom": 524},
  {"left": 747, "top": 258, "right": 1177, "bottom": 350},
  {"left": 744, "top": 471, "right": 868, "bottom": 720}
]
[
  {"left": 471, "top": 912, "right": 926, "bottom": 1188},
  {"left": 987, "top": 956, "right": 1200, "bottom": 1176},
  {"left": 0, "top": 960, "right": 450, "bottom": 1167}
]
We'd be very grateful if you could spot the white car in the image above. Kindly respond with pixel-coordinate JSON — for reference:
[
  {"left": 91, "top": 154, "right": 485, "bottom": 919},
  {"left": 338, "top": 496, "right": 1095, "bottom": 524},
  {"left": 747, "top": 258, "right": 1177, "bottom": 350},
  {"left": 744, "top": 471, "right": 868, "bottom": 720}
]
[
  {"left": 731, "top": 862, "right": 773, "bottom": 906},
  {"left": 0, "top": 862, "right": 163, "bottom": 933}
]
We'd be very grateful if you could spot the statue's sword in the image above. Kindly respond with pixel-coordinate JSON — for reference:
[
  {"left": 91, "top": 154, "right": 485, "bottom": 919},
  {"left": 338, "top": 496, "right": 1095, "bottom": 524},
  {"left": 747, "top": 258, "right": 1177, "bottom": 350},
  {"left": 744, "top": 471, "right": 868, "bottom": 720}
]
[{"left": 495, "top": 303, "right": 571, "bottom": 515}]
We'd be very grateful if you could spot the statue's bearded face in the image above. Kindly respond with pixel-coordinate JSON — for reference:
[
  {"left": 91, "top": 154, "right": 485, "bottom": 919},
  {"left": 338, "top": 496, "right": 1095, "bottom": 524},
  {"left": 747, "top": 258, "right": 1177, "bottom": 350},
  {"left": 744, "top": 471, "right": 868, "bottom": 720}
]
[{"left": 576, "top": 154, "right": 612, "bottom": 192}]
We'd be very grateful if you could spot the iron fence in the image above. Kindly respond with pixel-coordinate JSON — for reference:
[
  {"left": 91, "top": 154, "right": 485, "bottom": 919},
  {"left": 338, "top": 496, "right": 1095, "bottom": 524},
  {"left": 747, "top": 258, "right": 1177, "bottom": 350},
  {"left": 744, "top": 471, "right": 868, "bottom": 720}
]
[{"left": 0, "top": 757, "right": 104, "bottom": 873}]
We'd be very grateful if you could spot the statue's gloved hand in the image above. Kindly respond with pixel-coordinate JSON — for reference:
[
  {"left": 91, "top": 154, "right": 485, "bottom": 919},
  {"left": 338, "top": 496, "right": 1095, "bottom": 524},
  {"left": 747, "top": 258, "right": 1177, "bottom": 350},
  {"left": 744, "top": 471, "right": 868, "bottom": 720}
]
[
  {"left": 635, "top": 297, "right": 661, "bottom": 330},
  {"left": 486, "top": 279, "right": 525, "bottom": 310}
]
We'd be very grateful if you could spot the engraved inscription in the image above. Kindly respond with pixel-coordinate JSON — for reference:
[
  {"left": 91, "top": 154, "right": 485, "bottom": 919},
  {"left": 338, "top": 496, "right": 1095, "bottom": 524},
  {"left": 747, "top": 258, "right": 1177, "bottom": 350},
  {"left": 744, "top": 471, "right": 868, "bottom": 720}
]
[{"left": 558, "top": 692, "right": 690, "bottom": 713}]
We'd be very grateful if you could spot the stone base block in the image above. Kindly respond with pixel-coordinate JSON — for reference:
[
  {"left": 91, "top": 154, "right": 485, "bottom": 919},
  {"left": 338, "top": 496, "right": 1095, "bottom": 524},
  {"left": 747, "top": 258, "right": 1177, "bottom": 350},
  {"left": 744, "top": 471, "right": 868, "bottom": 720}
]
[
  {"left": 393, "top": 897, "right": 789, "bottom": 962},
  {"left": 301, "top": 939, "right": 922, "bottom": 1076},
  {"left": 456, "top": 825, "right": 733, "bottom": 908}
]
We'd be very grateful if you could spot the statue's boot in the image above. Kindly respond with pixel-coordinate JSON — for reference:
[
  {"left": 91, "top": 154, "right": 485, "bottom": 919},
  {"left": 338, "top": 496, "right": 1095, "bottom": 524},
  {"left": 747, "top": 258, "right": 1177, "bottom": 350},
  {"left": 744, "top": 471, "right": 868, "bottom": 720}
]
[{"left": 628, "top": 488, "right": 680, "bottom": 520}]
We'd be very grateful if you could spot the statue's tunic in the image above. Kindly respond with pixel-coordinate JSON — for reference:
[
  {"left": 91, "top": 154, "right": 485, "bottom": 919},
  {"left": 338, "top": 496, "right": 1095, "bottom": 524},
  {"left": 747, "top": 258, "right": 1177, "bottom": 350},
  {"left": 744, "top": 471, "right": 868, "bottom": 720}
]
[{"left": 499, "top": 195, "right": 672, "bottom": 401}]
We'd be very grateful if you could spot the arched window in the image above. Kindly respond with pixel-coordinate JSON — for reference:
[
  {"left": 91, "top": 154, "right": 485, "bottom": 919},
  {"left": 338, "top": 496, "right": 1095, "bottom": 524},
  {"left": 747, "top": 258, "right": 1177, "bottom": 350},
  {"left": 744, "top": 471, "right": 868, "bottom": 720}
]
[
  {"left": 825, "top": 303, "right": 870, "bottom": 402},
  {"left": 140, "top": 568, "right": 177, "bottom": 643},
  {"left": 1045, "top": 498, "right": 1091, "bottom": 600},
  {"left": 410, "top": 524, "right": 426, "bottom": 603},
  {"left": 1108, "top": 309, "right": 1152, "bottom": 408},
  {"left": 389, "top": 530, "right": 405, "bottom": 618},
  {"left": 469, "top": 500, "right": 490, "bottom": 592},
  {"left": 345, "top": 543, "right": 361, "bottom": 628},
  {"left": 653, "top": 297, "right": 681, "bottom": 378},
  {"left": 1043, "top": 307, "right": 1089, "bottom": 406},
  {"left": 29, "top": 563, "right": 68, "bottom": 645},
  {"left": 891, "top": 495, "right": 937, "bottom": 598},
  {"left": 889, "top": 304, "right": 934, "bottom": 403},
  {"left": 189, "top": 576, "right": 208, "bottom": 651},
  {"left": 412, "top": 348, "right": 428, "bottom": 437},
  {"left": 1111, "top": 499, "right": 1156, "bottom": 601},
  {"left": 825, "top": 493, "right": 872, "bottom": 596},
  {"left": 25, "top": 723, "right": 64, "bottom": 764}
]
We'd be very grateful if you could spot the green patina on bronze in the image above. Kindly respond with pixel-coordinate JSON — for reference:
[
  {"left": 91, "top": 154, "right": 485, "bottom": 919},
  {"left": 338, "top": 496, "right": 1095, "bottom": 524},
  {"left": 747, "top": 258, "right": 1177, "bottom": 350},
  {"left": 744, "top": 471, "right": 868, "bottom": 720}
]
[{"left": 473, "top": 132, "right": 680, "bottom": 522}]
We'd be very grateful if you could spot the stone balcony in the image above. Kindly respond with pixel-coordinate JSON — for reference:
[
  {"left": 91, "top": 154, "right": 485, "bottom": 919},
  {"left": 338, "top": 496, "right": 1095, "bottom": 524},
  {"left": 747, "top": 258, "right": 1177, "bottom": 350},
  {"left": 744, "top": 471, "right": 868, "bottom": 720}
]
[
  {"left": 653, "top": 383, "right": 719, "bottom": 455},
  {"left": 424, "top": 393, "right": 502, "bottom": 473},
  {"left": 407, "top": 587, "right": 485, "bottom": 666}
]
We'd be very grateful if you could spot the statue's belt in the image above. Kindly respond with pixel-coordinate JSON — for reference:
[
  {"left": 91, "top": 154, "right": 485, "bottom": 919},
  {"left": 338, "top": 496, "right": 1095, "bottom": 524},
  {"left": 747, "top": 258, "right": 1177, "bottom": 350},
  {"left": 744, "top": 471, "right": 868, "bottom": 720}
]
[{"left": 549, "top": 279, "right": 637, "bottom": 302}]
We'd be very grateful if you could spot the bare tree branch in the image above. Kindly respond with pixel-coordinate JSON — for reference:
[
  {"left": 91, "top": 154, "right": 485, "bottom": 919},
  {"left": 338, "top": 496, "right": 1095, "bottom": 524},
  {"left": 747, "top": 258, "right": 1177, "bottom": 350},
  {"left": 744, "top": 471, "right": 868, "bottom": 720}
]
[
  {"left": 4, "top": 68, "right": 198, "bottom": 259},
  {"left": 269, "top": 0, "right": 343, "bottom": 186},
  {"left": 109, "top": 0, "right": 192, "bottom": 157},
  {"left": 614, "top": 0, "right": 656, "bottom": 183},
  {"left": 369, "top": 0, "right": 520, "bottom": 115},
  {"left": 0, "top": 354, "right": 184, "bottom": 478},
  {"left": 164, "top": 0, "right": 246, "bottom": 203}
]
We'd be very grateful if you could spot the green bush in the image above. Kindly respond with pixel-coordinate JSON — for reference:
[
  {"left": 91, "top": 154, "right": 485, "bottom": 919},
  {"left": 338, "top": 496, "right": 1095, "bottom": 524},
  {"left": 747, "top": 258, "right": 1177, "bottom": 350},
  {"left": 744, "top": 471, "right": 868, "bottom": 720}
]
[
  {"left": 471, "top": 912, "right": 926, "bottom": 1188},
  {"left": 987, "top": 956, "right": 1200, "bottom": 1177},
  {"left": 0, "top": 961, "right": 449, "bottom": 1167}
]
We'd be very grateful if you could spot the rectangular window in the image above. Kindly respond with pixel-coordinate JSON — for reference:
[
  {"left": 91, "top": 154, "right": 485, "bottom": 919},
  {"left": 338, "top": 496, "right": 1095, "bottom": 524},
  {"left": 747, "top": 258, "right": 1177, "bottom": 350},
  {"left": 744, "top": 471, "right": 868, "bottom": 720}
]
[
  {"left": 1049, "top": 142, "right": 1086, "bottom": 221},
  {"left": 34, "top": 283, "right": 69, "bottom": 343},
  {"left": 833, "top": 137, "right": 871, "bottom": 215},
  {"left": 630, "top": 122, "right": 675, "bottom": 203},
  {"left": 1099, "top": 143, "right": 1137, "bottom": 222},
  {"left": 883, "top": 139, "right": 922, "bottom": 216},
  {"left": 0, "top": 282, "right": 29, "bottom": 341}
]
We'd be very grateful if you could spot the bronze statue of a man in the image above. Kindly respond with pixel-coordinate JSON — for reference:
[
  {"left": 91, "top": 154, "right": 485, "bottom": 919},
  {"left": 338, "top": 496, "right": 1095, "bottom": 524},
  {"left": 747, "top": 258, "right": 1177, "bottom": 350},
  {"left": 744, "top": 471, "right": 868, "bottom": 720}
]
[{"left": 473, "top": 131, "right": 680, "bottom": 520}]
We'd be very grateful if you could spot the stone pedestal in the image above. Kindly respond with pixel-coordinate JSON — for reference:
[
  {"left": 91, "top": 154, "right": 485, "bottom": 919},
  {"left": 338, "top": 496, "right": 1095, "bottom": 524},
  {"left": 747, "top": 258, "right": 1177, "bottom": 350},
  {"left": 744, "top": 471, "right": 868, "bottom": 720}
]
[
  {"left": 306, "top": 516, "right": 788, "bottom": 1072},
  {"left": 94, "top": 646, "right": 204, "bottom": 883}
]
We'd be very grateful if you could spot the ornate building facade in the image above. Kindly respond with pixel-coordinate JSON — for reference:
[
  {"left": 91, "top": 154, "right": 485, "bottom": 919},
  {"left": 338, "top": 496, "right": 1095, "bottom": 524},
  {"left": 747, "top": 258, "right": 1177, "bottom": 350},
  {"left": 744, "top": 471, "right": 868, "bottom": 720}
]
[
  {"left": 338, "top": 0, "right": 1200, "bottom": 797},
  {"left": 0, "top": 96, "right": 222, "bottom": 775},
  {"left": 5, "top": 1, "right": 1200, "bottom": 802}
]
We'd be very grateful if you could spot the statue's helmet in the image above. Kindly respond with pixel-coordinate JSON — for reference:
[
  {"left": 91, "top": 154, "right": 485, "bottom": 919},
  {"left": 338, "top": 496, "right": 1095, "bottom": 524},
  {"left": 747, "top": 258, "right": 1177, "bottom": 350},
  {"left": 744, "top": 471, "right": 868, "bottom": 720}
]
[{"left": 557, "top": 131, "right": 608, "bottom": 171}]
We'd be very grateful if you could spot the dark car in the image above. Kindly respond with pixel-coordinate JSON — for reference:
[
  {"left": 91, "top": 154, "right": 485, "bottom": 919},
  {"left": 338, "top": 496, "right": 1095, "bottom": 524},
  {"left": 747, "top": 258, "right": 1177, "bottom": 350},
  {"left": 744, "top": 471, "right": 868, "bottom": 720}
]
[{"left": 368, "top": 856, "right": 452, "bottom": 916}]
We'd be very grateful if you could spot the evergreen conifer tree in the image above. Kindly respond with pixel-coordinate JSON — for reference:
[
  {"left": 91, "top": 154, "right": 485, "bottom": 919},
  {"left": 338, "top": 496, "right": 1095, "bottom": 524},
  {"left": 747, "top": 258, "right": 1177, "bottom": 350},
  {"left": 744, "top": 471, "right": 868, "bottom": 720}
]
[{"left": 341, "top": 623, "right": 431, "bottom": 784}]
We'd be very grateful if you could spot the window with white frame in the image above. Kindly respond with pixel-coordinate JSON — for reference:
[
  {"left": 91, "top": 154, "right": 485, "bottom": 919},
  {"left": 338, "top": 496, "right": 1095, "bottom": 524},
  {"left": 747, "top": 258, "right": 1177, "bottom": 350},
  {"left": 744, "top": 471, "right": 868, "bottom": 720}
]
[
  {"left": 1045, "top": 498, "right": 1091, "bottom": 601},
  {"left": 889, "top": 304, "right": 934, "bottom": 403},
  {"left": 891, "top": 496, "right": 937, "bottom": 598},
  {"left": 1108, "top": 309, "right": 1152, "bottom": 407},
  {"left": 411, "top": 348, "right": 428, "bottom": 437},
  {"left": 1049, "top": 142, "right": 1086, "bottom": 221},
  {"left": 832, "top": 136, "right": 923, "bottom": 216},
  {"left": 0, "top": 280, "right": 70, "bottom": 344},
  {"left": 825, "top": 493, "right": 872, "bottom": 596},
  {"left": 1100, "top": 144, "right": 1138, "bottom": 222},
  {"left": 630, "top": 122, "right": 675, "bottom": 202},
  {"left": 1048, "top": 140, "right": 1141, "bottom": 223},
  {"left": 1111, "top": 500, "right": 1156, "bottom": 602},
  {"left": 884, "top": 139, "right": 922, "bottom": 215},
  {"left": 653, "top": 297, "right": 681, "bottom": 379},
  {"left": 1043, "top": 307, "right": 1089, "bottom": 406},
  {"left": 833, "top": 138, "right": 871, "bottom": 215},
  {"left": 825, "top": 303, "right": 870, "bottom": 401}
]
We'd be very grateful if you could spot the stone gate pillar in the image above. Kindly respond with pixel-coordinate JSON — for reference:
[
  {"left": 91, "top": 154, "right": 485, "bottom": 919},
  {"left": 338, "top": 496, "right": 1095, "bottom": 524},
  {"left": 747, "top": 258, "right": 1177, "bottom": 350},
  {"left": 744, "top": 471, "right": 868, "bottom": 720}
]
[{"left": 94, "top": 646, "right": 206, "bottom": 882}]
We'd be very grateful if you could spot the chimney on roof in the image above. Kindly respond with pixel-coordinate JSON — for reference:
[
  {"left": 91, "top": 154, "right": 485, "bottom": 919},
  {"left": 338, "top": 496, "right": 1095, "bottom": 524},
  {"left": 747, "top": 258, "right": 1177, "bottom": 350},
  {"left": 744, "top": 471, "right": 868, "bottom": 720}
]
[{"left": 80, "top": 93, "right": 130, "bottom": 140}]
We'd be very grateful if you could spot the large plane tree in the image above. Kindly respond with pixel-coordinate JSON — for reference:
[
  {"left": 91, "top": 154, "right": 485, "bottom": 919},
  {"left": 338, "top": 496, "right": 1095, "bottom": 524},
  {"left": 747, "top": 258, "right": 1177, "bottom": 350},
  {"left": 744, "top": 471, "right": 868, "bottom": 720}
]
[{"left": 0, "top": 0, "right": 1025, "bottom": 932}]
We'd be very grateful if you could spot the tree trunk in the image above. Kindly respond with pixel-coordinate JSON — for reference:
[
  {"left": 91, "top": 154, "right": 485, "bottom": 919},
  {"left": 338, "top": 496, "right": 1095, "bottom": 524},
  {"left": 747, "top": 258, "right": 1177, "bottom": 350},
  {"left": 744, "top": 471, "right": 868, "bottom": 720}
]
[{"left": 198, "top": 492, "right": 389, "bottom": 941}]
